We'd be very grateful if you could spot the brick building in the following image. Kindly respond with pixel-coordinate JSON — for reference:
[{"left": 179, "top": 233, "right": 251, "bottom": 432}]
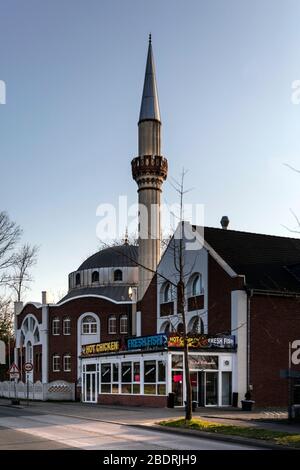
[{"left": 1, "top": 37, "right": 300, "bottom": 408}]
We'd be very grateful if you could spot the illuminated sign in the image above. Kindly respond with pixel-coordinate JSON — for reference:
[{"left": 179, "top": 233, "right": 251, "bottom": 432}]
[
  {"left": 82, "top": 341, "right": 120, "bottom": 356},
  {"left": 168, "top": 334, "right": 235, "bottom": 350},
  {"left": 126, "top": 334, "right": 168, "bottom": 351}
]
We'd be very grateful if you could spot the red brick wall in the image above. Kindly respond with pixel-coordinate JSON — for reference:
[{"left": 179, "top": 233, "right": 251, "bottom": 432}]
[
  {"left": 250, "top": 294, "right": 300, "bottom": 407},
  {"left": 48, "top": 297, "right": 131, "bottom": 383},
  {"left": 97, "top": 393, "right": 167, "bottom": 407},
  {"left": 139, "top": 274, "right": 157, "bottom": 336}
]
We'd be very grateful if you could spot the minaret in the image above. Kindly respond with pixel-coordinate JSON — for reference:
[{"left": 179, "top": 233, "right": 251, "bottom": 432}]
[{"left": 132, "top": 35, "right": 168, "bottom": 300}]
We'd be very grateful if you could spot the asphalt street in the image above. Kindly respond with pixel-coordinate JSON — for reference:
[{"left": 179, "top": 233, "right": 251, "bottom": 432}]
[{"left": 0, "top": 404, "right": 260, "bottom": 450}]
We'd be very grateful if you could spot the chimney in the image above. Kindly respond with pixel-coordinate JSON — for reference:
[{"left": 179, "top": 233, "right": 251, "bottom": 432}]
[
  {"left": 14, "top": 301, "right": 23, "bottom": 316},
  {"left": 42, "top": 291, "right": 47, "bottom": 304},
  {"left": 220, "top": 216, "right": 229, "bottom": 230}
]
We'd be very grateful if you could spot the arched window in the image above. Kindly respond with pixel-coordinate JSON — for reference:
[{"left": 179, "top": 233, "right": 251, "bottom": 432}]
[
  {"left": 188, "top": 316, "right": 204, "bottom": 334},
  {"left": 63, "top": 354, "right": 71, "bottom": 372},
  {"left": 163, "top": 283, "right": 172, "bottom": 303},
  {"left": 34, "top": 327, "right": 40, "bottom": 343},
  {"left": 192, "top": 274, "right": 202, "bottom": 296},
  {"left": 92, "top": 270, "right": 99, "bottom": 283},
  {"left": 75, "top": 273, "right": 81, "bottom": 286},
  {"left": 82, "top": 315, "right": 97, "bottom": 334},
  {"left": 114, "top": 269, "right": 123, "bottom": 281},
  {"left": 160, "top": 321, "right": 171, "bottom": 334},
  {"left": 108, "top": 315, "right": 117, "bottom": 334},
  {"left": 63, "top": 317, "right": 71, "bottom": 335},
  {"left": 120, "top": 315, "right": 128, "bottom": 334},
  {"left": 187, "top": 273, "right": 203, "bottom": 297},
  {"left": 52, "top": 317, "right": 60, "bottom": 335},
  {"left": 52, "top": 354, "right": 60, "bottom": 372},
  {"left": 26, "top": 341, "right": 32, "bottom": 363}
]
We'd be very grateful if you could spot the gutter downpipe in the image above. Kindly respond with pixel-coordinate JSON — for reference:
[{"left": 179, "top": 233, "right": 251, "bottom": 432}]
[{"left": 247, "top": 288, "right": 254, "bottom": 391}]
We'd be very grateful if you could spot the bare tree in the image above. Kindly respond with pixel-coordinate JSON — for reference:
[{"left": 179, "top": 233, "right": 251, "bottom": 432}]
[
  {"left": 8, "top": 243, "right": 39, "bottom": 302},
  {"left": 0, "top": 297, "right": 13, "bottom": 342},
  {"left": 0, "top": 211, "right": 22, "bottom": 284}
]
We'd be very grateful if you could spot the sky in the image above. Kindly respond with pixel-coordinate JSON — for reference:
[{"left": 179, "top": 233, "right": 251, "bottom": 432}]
[{"left": 1, "top": 0, "right": 300, "bottom": 302}]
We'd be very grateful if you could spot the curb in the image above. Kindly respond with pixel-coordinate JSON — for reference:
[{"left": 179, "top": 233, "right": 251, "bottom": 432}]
[{"left": 140, "top": 424, "right": 296, "bottom": 451}]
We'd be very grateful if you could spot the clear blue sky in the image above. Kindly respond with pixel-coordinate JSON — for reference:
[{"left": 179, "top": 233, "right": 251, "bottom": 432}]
[{"left": 1, "top": 0, "right": 300, "bottom": 302}]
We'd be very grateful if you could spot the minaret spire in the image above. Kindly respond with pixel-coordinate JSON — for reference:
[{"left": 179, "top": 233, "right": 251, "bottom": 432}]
[{"left": 139, "top": 35, "right": 161, "bottom": 123}]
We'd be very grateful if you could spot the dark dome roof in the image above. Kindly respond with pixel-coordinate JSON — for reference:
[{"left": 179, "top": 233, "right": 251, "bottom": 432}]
[{"left": 78, "top": 244, "right": 139, "bottom": 270}]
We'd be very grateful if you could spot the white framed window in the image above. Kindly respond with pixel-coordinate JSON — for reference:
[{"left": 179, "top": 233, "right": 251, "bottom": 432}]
[
  {"left": 187, "top": 273, "right": 203, "bottom": 297},
  {"left": 163, "top": 283, "right": 172, "bottom": 303},
  {"left": 63, "top": 354, "right": 71, "bottom": 372},
  {"left": 26, "top": 341, "right": 32, "bottom": 363},
  {"left": 52, "top": 354, "right": 60, "bottom": 372},
  {"left": 192, "top": 274, "right": 202, "bottom": 296},
  {"left": 34, "top": 327, "right": 40, "bottom": 343},
  {"left": 188, "top": 316, "right": 204, "bottom": 334},
  {"left": 52, "top": 317, "right": 60, "bottom": 335},
  {"left": 63, "top": 317, "right": 71, "bottom": 335},
  {"left": 108, "top": 315, "right": 117, "bottom": 334},
  {"left": 82, "top": 315, "right": 97, "bottom": 334},
  {"left": 120, "top": 315, "right": 128, "bottom": 334}
]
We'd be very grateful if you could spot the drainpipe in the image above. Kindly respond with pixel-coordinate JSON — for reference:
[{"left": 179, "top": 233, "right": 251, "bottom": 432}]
[{"left": 247, "top": 289, "right": 253, "bottom": 391}]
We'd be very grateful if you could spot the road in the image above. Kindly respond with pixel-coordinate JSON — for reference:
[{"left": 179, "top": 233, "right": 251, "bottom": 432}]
[{"left": 0, "top": 404, "right": 260, "bottom": 450}]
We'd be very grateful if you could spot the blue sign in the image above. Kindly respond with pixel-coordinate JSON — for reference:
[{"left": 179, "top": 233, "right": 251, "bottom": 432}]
[{"left": 126, "top": 334, "right": 168, "bottom": 351}]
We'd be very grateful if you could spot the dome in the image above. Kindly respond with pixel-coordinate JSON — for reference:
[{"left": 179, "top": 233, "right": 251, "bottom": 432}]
[{"left": 78, "top": 244, "right": 138, "bottom": 270}]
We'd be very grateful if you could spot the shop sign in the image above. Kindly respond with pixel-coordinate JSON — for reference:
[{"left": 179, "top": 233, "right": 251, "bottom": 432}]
[
  {"left": 82, "top": 340, "right": 120, "bottom": 356},
  {"left": 188, "top": 354, "right": 218, "bottom": 370},
  {"left": 168, "top": 334, "right": 235, "bottom": 350},
  {"left": 126, "top": 334, "right": 168, "bottom": 351}
]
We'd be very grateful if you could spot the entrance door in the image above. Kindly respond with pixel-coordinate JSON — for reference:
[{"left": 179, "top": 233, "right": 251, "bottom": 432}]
[
  {"left": 205, "top": 371, "right": 218, "bottom": 406},
  {"left": 190, "top": 372, "right": 198, "bottom": 403},
  {"left": 83, "top": 372, "right": 97, "bottom": 403},
  {"left": 190, "top": 371, "right": 205, "bottom": 406}
]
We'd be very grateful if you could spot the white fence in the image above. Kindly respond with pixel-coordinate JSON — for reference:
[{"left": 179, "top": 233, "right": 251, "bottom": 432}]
[{"left": 0, "top": 380, "right": 75, "bottom": 401}]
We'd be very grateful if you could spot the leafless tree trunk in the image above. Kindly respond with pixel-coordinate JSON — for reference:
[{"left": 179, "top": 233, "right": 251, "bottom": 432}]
[{"left": 170, "top": 170, "right": 193, "bottom": 420}]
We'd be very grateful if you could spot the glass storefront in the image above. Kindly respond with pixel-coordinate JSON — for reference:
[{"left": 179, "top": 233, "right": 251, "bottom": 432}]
[
  {"left": 82, "top": 351, "right": 234, "bottom": 407},
  {"left": 170, "top": 353, "right": 233, "bottom": 407}
]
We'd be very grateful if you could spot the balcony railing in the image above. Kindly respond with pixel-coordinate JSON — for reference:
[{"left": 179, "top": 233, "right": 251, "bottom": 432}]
[
  {"left": 188, "top": 294, "right": 204, "bottom": 312},
  {"left": 160, "top": 301, "right": 174, "bottom": 317}
]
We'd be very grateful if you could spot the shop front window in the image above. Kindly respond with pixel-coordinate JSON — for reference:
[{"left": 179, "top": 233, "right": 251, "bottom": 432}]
[
  {"left": 171, "top": 354, "right": 183, "bottom": 369},
  {"left": 172, "top": 370, "right": 183, "bottom": 406},
  {"left": 101, "top": 363, "right": 111, "bottom": 393},
  {"left": 133, "top": 362, "right": 140, "bottom": 394},
  {"left": 121, "top": 362, "right": 132, "bottom": 394},
  {"left": 112, "top": 363, "right": 119, "bottom": 393},
  {"left": 144, "top": 360, "right": 156, "bottom": 395}
]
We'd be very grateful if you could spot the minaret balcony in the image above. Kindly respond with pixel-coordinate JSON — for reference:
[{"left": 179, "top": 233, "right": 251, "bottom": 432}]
[{"left": 131, "top": 155, "right": 168, "bottom": 181}]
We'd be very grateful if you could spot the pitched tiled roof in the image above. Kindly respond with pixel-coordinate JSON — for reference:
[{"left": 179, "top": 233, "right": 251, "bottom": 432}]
[{"left": 202, "top": 226, "right": 300, "bottom": 293}]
